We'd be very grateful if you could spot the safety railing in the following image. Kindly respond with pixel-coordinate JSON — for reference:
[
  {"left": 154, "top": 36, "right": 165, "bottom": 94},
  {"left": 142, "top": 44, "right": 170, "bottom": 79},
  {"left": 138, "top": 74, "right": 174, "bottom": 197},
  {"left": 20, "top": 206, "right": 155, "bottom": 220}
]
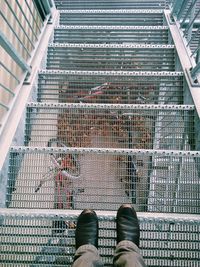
[
  {"left": 170, "top": 0, "right": 200, "bottom": 80},
  {"left": 0, "top": 0, "right": 54, "bottom": 129}
]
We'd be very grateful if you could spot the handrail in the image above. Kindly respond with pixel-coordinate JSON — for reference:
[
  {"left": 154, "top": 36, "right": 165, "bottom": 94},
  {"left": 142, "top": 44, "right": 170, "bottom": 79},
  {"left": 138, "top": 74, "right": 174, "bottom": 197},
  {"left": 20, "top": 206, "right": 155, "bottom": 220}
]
[
  {"left": 0, "top": 0, "right": 54, "bottom": 128},
  {"left": 171, "top": 0, "right": 200, "bottom": 79}
]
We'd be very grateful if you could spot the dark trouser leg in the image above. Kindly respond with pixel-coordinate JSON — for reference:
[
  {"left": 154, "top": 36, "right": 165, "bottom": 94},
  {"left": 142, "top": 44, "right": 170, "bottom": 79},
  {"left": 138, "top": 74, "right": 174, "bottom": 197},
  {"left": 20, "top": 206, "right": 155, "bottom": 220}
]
[
  {"left": 72, "top": 244, "right": 104, "bottom": 267},
  {"left": 113, "top": 240, "right": 147, "bottom": 267}
]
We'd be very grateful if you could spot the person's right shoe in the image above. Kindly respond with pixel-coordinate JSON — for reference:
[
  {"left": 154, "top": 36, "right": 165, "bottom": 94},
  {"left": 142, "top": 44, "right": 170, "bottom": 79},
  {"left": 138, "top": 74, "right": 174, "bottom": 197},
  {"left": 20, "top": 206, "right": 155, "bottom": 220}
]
[
  {"left": 75, "top": 209, "right": 98, "bottom": 250},
  {"left": 116, "top": 204, "right": 140, "bottom": 247}
]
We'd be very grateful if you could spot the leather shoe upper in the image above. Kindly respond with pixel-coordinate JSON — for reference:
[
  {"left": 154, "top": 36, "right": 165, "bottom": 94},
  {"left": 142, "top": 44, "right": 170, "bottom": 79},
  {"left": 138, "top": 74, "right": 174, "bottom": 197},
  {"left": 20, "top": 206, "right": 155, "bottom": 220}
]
[
  {"left": 75, "top": 209, "right": 98, "bottom": 249},
  {"left": 116, "top": 204, "right": 140, "bottom": 247}
]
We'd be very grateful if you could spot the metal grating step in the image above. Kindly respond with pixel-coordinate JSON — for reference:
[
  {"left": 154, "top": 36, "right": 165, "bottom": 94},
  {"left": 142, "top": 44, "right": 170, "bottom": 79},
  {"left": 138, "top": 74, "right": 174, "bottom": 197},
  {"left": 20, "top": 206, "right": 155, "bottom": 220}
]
[
  {"left": 37, "top": 70, "right": 184, "bottom": 104},
  {"left": 55, "top": 0, "right": 168, "bottom": 10},
  {"left": 47, "top": 44, "right": 175, "bottom": 71},
  {"left": 6, "top": 147, "right": 200, "bottom": 213},
  {"left": 24, "top": 103, "right": 195, "bottom": 151},
  {"left": 54, "top": 26, "right": 169, "bottom": 44},
  {"left": 59, "top": 9, "right": 166, "bottom": 26},
  {"left": 0, "top": 209, "right": 199, "bottom": 267}
]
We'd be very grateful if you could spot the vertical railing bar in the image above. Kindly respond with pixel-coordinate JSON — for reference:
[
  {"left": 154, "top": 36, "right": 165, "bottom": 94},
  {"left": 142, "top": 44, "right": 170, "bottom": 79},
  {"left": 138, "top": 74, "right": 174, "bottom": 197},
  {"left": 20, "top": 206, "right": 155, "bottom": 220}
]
[
  {"left": 0, "top": 83, "right": 15, "bottom": 96},
  {"left": 32, "top": 0, "right": 47, "bottom": 23},
  {"left": 196, "top": 37, "right": 200, "bottom": 63},
  {"left": 0, "top": 11, "right": 31, "bottom": 58},
  {"left": 183, "top": 8, "right": 200, "bottom": 39},
  {"left": 191, "top": 42, "right": 200, "bottom": 57},
  {"left": 0, "top": 30, "right": 31, "bottom": 73},
  {"left": 24, "top": 0, "right": 42, "bottom": 34},
  {"left": 15, "top": 0, "right": 39, "bottom": 41},
  {"left": 4, "top": 0, "right": 35, "bottom": 49},
  {"left": 0, "top": 62, "right": 20, "bottom": 83},
  {"left": 32, "top": 0, "right": 45, "bottom": 26},
  {"left": 180, "top": 0, "right": 198, "bottom": 28},
  {"left": 186, "top": 1, "right": 197, "bottom": 43},
  {"left": 186, "top": 27, "right": 200, "bottom": 47},
  {"left": 42, "top": 0, "right": 52, "bottom": 15},
  {"left": 176, "top": 0, "right": 188, "bottom": 20},
  {"left": 191, "top": 61, "right": 200, "bottom": 78},
  {"left": 0, "top": 102, "right": 9, "bottom": 111}
]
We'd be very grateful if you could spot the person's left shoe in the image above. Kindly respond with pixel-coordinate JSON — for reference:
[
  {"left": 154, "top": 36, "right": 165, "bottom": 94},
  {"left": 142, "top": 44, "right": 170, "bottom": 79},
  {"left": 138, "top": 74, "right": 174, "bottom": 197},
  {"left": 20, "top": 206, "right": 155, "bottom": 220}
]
[
  {"left": 75, "top": 209, "right": 99, "bottom": 250},
  {"left": 116, "top": 204, "right": 140, "bottom": 247}
]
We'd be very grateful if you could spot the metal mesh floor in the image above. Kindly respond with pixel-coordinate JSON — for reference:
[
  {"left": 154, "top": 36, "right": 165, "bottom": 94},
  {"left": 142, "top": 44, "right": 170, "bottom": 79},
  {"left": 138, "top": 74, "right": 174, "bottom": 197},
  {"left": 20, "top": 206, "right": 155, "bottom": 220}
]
[
  {"left": 59, "top": 10, "right": 165, "bottom": 26},
  {"left": 25, "top": 103, "right": 195, "bottom": 151},
  {"left": 6, "top": 147, "right": 200, "bottom": 213},
  {"left": 54, "top": 26, "right": 169, "bottom": 44},
  {"left": 37, "top": 71, "right": 184, "bottom": 104},
  {"left": 0, "top": 209, "right": 199, "bottom": 267},
  {"left": 47, "top": 44, "right": 175, "bottom": 71}
]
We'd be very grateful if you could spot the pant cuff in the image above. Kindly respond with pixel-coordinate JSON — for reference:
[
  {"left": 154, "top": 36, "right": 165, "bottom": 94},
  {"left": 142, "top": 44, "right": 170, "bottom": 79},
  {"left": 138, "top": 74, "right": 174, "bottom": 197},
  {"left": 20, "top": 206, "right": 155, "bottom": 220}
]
[
  {"left": 75, "top": 244, "right": 99, "bottom": 255},
  {"left": 117, "top": 240, "right": 141, "bottom": 254}
]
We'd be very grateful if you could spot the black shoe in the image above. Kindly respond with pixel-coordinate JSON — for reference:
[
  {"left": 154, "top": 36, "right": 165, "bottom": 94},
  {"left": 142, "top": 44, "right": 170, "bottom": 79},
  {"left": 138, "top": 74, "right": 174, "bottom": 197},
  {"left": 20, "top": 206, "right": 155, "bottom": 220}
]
[
  {"left": 116, "top": 204, "right": 140, "bottom": 247},
  {"left": 75, "top": 209, "right": 98, "bottom": 250}
]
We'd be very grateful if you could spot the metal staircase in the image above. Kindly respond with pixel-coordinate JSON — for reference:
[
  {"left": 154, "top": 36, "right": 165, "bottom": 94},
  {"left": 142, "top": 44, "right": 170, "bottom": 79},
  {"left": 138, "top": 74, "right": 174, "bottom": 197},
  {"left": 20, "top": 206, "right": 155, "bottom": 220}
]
[{"left": 0, "top": 0, "right": 200, "bottom": 266}]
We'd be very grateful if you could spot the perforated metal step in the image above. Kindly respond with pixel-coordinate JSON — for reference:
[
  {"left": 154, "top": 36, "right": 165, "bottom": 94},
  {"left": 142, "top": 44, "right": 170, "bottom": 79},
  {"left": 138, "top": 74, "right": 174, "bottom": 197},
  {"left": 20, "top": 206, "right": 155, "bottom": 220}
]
[
  {"left": 6, "top": 147, "right": 200, "bottom": 214},
  {"left": 0, "top": 209, "right": 199, "bottom": 267},
  {"left": 24, "top": 103, "right": 195, "bottom": 152},
  {"left": 47, "top": 44, "right": 175, "bottom": 71},
  {"left": 37, "top": 70, "right": 184, "bottom": 104},
  {"left": 37, "top": 70, "right": 183, "bottom": 104},
  {"left": 55, "top": 0, "right": 169, "bottom": 10},
  {"left": 59, "top": 9, "right": 166, "bottom": 26},
  {"left": 54, "top": 26, "right": 169, "bottom": 44}
]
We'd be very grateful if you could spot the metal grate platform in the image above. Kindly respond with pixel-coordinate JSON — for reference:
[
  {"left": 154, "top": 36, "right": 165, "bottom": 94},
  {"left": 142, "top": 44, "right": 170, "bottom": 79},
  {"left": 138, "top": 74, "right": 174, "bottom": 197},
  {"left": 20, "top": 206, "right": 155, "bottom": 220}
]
[
  {"left": 47, "top": 44, "right": 175, "bottom": 71},
  {"left": 0, "top": 209, "right": 199, "bottom": 267},
  {"left": 54, "top": 26, "right": 169, "bottom": 44},
  {"left": 59, "top": 9, "right": 165, "bottom": 26},
  {"left": 6, "top": 147, "right": 200, "bottom": 213},
  {"left": 54, "top": 1, "right": 169, "bottom": 10},
  {"left": 37, "top": 70, "right": 184, "bottom": 104},
  {"left": 24, "top": 103, "right": 195, "bottom": 151}
]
